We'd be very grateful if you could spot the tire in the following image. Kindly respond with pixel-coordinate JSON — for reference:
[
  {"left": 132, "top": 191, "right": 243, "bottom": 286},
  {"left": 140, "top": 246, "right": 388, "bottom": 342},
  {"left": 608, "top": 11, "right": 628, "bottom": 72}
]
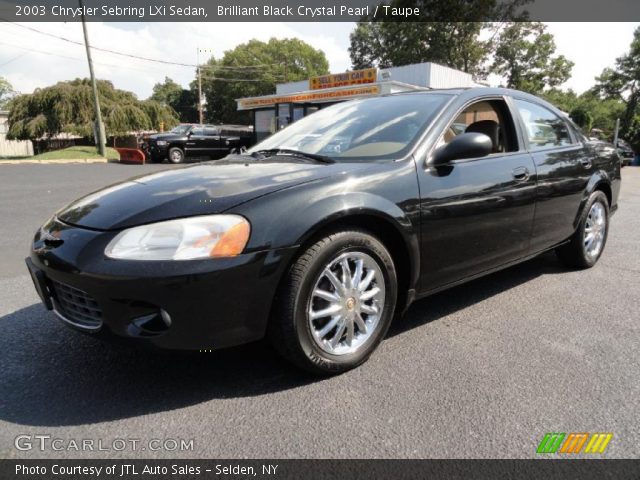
[
  {"left": 168, "top": 147, "right": 185, "bottom": 164},
  {"left": 556, "top": 190, "right": 609, "bottom": 268},
  {"left": 269, "top": 230, "right": 398, "bottom": 375}
]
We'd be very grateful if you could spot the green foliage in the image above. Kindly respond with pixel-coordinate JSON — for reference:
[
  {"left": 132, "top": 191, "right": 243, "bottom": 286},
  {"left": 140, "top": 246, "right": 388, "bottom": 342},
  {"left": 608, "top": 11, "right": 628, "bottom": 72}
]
[
  {"left": 149, "top": 77, "right": 198, "bottom": 123},
  {"left": 150, "top": 76, "right": 183, "bottom": 106},
  {"left": 140, "top": 100, "right": 180, "bottom": 131},
  {"left": 350, "top": 21, "right": 489, "bottom": 77},
  {"left": 201, "top": 38, "right": 330, "bottom": 124},
  {"left": 7, "top": 78, "right": 178, "bottom": 140},
  {"left": 492, "top": 22, "right": 573, "bottom": 94},
  {"left": 348, "top": 0, "right": 530, "bottom": 78},
  {"left": 0, "top": 77, "right": 16, "bottom": 110},
  {"left": 594, "top": 27, "right": 640, "bottom": 148},
  {"left": 541, "top": 88, "right": 625, "bottom": 138},
  {"left": 569, "top": 106, "right": 593, "bottom": 133}
]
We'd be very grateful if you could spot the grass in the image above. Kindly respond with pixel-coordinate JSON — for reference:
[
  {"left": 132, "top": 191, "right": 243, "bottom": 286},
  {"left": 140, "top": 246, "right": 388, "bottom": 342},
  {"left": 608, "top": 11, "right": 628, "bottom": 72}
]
[{"left": 1, "top": 146, "right": 120, "bottom": 161}]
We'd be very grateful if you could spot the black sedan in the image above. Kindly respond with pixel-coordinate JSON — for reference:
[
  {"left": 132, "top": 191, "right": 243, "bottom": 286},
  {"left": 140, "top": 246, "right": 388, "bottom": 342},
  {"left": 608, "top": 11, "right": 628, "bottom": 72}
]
[{"left": 27, "top": 88, "right": 621, "bottom": 374}]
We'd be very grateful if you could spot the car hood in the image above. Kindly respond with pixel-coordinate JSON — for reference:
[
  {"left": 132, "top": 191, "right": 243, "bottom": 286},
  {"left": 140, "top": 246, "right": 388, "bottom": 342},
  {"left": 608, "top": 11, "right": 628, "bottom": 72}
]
[
  {"left": 56, "top": 159, "right": 368, "bottom": 230},
  {"left": 147, "top": 133, "right": 183, "bottom": 141}
]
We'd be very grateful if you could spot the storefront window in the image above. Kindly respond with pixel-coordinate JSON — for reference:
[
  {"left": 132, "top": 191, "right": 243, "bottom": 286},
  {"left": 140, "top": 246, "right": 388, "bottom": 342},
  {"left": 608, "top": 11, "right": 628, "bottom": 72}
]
[{"left": 254, "top": 109, "right": 276, "bottom": 143}]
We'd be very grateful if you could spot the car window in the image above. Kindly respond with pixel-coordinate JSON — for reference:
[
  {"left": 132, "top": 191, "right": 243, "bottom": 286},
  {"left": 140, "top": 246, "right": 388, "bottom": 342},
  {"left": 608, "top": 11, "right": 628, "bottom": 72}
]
[
  {"left": 438, "top": 100, "right": 518, "bottom": 153},
  {"left": 191, "top": 127, "right": 205, "bottom": 136},
  {"left": 170, "top": 125, "right": 191, "bottom": 134},
  {"left": 514, "top": 99, "right": 574, "bottom": 150},
  {"left": 204, "top": 127, "right": 219, "bottom": 136},
  {"left": 248, "top": 94, "right": 451, "bottom": 162}
]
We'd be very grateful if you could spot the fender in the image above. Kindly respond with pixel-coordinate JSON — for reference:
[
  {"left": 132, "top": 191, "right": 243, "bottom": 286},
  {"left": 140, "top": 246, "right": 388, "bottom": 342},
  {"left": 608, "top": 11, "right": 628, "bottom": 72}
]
[
  {"left": 294, "top": 193, "right": 418, "bottom": 268},
  {"left": 573, "top": 169, "right": 612, "bottom": 229},
  {"left": 233, "top": 161, "right": 422, "bottom": 290}
]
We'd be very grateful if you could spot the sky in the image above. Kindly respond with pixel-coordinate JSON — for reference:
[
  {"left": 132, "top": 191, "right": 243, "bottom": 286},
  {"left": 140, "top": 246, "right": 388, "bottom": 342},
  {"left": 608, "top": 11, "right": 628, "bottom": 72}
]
[{"left": 0, "top": 22, "right": 638, "bottom": 99}]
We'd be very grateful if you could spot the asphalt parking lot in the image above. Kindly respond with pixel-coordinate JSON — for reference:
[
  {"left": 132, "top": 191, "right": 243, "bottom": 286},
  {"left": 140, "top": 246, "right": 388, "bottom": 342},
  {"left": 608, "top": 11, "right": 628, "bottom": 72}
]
[{"left": 0, "top": 163, "right": 638, "bottom": 459}]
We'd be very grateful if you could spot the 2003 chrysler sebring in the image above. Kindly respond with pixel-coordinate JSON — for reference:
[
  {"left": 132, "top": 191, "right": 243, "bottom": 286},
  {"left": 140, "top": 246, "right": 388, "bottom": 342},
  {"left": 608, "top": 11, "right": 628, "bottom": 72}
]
[{"left": 27, "top": 88, "right": 620, "bottom": 374}]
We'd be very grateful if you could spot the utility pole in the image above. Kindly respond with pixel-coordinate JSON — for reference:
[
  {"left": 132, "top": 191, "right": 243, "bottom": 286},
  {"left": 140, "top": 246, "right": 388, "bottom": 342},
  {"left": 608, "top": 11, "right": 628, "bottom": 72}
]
[
  {"left": 79, "top": 0, "right": 105, "bottom": 157},
  {"left": 613, "top": 118, "right": 620, "bottom": 147},
  {"left": 197, "top": 48, "right": 203, "bottom": 124}
]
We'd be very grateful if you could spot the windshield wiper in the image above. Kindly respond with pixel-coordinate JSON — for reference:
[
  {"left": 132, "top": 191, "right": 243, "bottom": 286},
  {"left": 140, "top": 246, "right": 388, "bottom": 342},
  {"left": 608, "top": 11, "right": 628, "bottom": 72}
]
[{"left": 251, "top": 148, "right": 335, "bottom": 164}]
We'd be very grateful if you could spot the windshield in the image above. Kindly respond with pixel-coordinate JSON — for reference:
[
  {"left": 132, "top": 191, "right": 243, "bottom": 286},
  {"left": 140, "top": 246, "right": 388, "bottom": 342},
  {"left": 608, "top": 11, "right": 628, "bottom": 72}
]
[
  {"left": 248, "top": 94, "right": 450, "bottom": 161},
  {"left": 170, "top": 125, "right": 192, "bottom": 134}
]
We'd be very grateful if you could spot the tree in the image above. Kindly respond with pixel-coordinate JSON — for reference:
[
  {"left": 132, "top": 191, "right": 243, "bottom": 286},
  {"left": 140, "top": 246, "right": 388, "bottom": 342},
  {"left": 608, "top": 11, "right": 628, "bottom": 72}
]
[
  {"left": 150, "top": 77, "right": 198, "bottom": 123},
  {"left": 150, "top": 76, "right": 183, "bottom": 106},
  {"left": 200, "top": 38, "right": 330, "bottom": 124},
  {"left": 594, "top": 27, "right": 640, "bottom": 147},
  {"left": 348, "top": 0, "right": 531, "bottom": 78},
  {"left": 7, "top": 78, "right": 178, "bottom": 140},
  {"left": 0, "top": 77, "right": 16, "bottom": 110},
  {"left": 492, "top": 22, "right": 573, "bottom": 94},
  {"left": 541, "top": 88, "right": 625, "bottom": 138},
  {"left": 350, "top": 21, "right": 492, "bottom": 77},
  {"left": 569, "top": 106, "right": 593, "bottom": 133}
]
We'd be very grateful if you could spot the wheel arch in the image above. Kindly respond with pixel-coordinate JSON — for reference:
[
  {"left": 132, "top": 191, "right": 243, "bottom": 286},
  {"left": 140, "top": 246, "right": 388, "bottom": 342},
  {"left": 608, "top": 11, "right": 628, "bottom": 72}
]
[
  {"left": 574, "top": 171, "right": 612, "bottom": 229},
  {"left": 289, "top": 209, "right": 419, "bottom": 316}
]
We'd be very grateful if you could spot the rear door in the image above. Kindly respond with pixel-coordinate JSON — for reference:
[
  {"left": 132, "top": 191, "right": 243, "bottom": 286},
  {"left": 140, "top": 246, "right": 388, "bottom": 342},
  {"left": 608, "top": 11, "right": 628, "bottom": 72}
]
[
  {"left": 185, "top": 126, "right": 207, "bottom": 158},
  {"left": 511, "top": 98, "right": 591, "bottom": 253},
  {"left": 204, "top": 125, "right": 225, "bottom": 155},
  {"left": 417, "top": 96, "right": 537, "bottom": 291}
]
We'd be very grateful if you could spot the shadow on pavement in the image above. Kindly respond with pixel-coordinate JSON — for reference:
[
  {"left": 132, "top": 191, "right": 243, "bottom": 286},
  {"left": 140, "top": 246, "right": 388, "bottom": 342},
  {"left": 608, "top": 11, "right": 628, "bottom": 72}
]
[
  {"left": 0, "top": 305, "right": 314, "bottom": 427},
  {"left": 389, "top": 251, "right": 566, "bottom": 337},
  {"left": 0, "top": 252, "right": 565, "bottom": 427}
]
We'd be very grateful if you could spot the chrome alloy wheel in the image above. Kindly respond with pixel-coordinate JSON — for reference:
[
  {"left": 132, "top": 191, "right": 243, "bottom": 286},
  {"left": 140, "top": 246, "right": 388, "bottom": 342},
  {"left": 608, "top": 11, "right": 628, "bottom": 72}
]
[
  {"left": 584, "top": 201, "right": 606, "bottom": 259},
  {"left": 307, "top": 251, "right": 385, "bottom": 356},
  {"left": 170, "top": 150, "right": 183, "bottom": 162}
]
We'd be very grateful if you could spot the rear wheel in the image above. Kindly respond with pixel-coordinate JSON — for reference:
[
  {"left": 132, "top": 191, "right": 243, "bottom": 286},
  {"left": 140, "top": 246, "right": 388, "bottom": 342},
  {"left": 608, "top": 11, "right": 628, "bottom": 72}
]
[
  {"left": 556, "top": 190, "right": 609, "bottom": 268},
  {"left": 168, "top": 147, "right": 185, "bottom": 164},
  {"left": 269, "top": 230, "right": 397, "bottom": 374}
]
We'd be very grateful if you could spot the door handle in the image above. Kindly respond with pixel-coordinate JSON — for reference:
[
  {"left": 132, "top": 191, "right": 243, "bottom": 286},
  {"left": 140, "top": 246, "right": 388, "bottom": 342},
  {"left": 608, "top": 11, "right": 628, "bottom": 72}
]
[
  {"left": 512, "top": 166, "right": 530, "bottom": 181},
  {"left": 580, "top": 158, "right": 592, "bottom": 169}
]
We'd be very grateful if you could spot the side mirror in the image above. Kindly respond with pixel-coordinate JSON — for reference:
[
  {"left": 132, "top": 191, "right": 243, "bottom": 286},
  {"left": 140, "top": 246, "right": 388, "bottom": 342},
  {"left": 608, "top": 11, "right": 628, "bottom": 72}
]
[{"left": 432, "top": 132, "right": 493, "bottom": 166}]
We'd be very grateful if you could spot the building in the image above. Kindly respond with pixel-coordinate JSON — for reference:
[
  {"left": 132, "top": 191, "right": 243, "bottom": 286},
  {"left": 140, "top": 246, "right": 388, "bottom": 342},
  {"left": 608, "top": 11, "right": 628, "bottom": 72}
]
[
  {"left": 0, "top": 110, "right": 33, "bottom": 157},
  {"left": 236, "top": 62, "right": 484, "bottom": 142}
]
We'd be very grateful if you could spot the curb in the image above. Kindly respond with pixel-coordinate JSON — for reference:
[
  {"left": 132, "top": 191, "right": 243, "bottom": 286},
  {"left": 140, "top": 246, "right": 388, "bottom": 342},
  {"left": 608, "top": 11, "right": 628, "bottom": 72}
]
[{"left": 0, "top": 158, "right": 110, "bottom": 165}]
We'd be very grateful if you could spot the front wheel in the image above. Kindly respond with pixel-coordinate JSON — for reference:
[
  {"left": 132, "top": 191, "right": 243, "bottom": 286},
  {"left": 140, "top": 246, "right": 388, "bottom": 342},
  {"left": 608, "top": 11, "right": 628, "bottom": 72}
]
[
  {"left": 556, "top": 190, "right": 609, "bottom": 268},
  {"left": 269, "top": 230, "right": 397, "bottom": 375}
]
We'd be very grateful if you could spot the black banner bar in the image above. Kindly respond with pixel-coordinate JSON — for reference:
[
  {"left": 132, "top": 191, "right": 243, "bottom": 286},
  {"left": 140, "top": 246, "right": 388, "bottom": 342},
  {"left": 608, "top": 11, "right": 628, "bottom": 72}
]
[
  {"left": 0, "top": 0, "right": 639, "bottom": 22},
  {"left": 2, "top": 460, "right": 640, "bottom": 480}
]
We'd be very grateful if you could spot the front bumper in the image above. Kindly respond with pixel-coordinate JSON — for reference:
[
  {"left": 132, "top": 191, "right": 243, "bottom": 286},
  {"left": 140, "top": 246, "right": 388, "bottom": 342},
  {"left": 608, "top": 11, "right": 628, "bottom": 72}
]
[
  {"left": 145, "top": 142, "right": 169, "bottom": 161},
  {"left": 27, "top": 218, "right": 297, "bottom": 350}
]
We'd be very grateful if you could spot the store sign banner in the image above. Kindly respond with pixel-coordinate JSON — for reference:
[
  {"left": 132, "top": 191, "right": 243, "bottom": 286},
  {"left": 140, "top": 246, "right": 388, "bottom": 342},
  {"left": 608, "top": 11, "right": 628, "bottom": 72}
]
[{"left": 309, "top": 68, "right": 377, "bottom": 90}]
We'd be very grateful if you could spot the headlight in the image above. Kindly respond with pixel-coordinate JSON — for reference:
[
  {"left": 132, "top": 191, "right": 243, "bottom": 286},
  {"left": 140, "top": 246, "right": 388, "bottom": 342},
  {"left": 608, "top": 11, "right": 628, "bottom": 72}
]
[
  {"left": 104, "top": 215, "right": 250, "bottom": 260},
  {"left": 156, "top": 140, "right": 168, "bottom": 146}
]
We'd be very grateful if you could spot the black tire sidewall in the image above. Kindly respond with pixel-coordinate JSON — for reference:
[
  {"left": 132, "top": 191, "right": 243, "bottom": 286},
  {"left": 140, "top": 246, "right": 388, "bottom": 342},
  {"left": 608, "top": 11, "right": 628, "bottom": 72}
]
[
  {"left": 292, "top": 232, "right": 397, "bottom": 373},
  {"left": 579, "top": 191, "right": 610, "bottom": 267}
]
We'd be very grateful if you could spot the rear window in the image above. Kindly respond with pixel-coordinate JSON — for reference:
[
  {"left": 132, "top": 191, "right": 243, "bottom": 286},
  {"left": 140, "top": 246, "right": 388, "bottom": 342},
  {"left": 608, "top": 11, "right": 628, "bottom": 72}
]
[{"left": 514, "top": 99, "right": 574, "bottom": 150}]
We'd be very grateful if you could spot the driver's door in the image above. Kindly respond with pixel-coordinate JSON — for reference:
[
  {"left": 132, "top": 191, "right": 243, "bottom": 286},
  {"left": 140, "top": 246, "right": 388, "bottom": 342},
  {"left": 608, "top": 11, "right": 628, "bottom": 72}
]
[{"left": 417, "top": 97, "right": 537, "bottom": 292}]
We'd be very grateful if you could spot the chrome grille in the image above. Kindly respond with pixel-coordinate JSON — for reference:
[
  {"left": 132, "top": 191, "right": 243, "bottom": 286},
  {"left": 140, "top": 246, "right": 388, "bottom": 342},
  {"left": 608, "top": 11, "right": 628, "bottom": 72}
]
[{"left": 51, "top": 280, "right": 103, "bottom": 330}]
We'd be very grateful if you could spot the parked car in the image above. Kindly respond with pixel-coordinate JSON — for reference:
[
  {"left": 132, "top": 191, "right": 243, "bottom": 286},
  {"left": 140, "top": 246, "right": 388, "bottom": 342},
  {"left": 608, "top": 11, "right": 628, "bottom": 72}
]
[
  {"left": 144, "top": 123, "right": 253, "bottom": 163},
  {"left": 26, "top": 88, "right": 620, "bottom": 374}
]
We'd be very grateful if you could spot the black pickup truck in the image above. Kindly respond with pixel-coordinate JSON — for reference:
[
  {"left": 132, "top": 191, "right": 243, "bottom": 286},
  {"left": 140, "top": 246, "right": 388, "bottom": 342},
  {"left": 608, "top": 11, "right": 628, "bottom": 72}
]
[{"left": 144, "top": 124, "right": 254, "bottom": 163}]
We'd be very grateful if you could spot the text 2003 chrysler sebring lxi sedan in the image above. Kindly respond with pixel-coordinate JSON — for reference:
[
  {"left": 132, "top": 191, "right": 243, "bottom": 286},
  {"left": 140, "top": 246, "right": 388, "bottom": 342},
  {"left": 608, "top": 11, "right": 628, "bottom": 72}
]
[{"left": 27, "top": 88, "right": 620, "bottom": 374}]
